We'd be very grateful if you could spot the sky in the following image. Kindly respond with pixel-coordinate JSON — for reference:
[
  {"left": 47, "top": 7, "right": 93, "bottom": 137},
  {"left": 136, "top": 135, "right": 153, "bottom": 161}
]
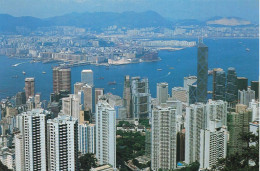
[{"left": 0, "top": 0, "right": 259, "bottom": 23}]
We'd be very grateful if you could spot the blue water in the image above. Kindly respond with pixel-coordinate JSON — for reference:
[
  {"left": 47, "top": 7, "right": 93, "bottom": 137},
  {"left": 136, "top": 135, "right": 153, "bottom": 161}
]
[{"left": 0, "top": 38, "right": 258, "bottom": 101}]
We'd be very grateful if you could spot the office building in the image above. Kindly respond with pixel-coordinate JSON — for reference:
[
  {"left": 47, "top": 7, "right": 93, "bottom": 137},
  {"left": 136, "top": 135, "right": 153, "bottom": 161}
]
[
  {"left": 15, "top": 134, "right": 24, "bottom": 171},
  {"left": 197, "top": 42, "right": 208, "bottom": 103},
  {"left": 95, "top": 100, "right": 116, "bottom": 169},
  {"left": 185, "top": 103, "right": 205, "bottom": 164},
  {"left": 81, "top": 70, "right": 93, "bottom": 86},
  {"left": 131, "top": 77, "right": 151, "bottom": 119},
  {"left": 250, "top": 81, "right": 259, "bottom": 100},
  {"left": 249, "top": 100, "right": 259, "bottom": 121},
  {"left": 213, "top": 70, "right": 226, "bottom": 100},
  {"left": 205, "top": 100, "right": 227, "bottom": 128},
  {"left": 157, "top": 82, "right": 168, "bottom": 105},
  {"left": 226, "top": 67, "right": 238, "bottom": 106},
  {"left": 74, "top": 83, "right": 93, "bottom": 113},
  {"left": 238, "top": 88, "right": 255, "bottom": 106},
  {"left": 95, "top": 88, "right": 104, "bottom": 105},
  {"left": 47, "top": 115, "right": 78, "bottom": 171},
  {"left": 74, "top": 82, "right": 85, "bottom": 95},
  {"left": 79, "top": 123, "right": 95, "bottom": 154},
  {"left": 237, "top": 77, "right": 248, "bottom": 91},
  {"left": 184, "top": 76, "right": 197, "bottom": 91},
  {"left": 227, "top": 104, "right": 251, "bottom": 155},
  {"left": 62, "top": 94, "right": 80, "bottom": 119},
  {"left": 15, "top": 92, "right": 26, "bottom": 106},
  {"left": 16, "top": 109, "right": 50, "bottom": 171},
  {"left": 177, "top": 130, "right": 185, "bottom": 162},
  {"left": 53, "top": 67, "right": 71, "bottom": 93},
  {"left": 25, "top": 78, "right": 35, "bottom": 100},
  {"left": 123, "top": 75, "right": 132, "bottom": 118},
  {"left": 188, "top": 84, "right": 197, "bottom": 105},
  {"left": 172, "top": 87, "right": 187, "bottom": 103},
  {"left": 151, "top": 105, "right": 177, "bottom": 170},
  {"left": 200, "top": 121, "right": 228, "bottom": 169}
]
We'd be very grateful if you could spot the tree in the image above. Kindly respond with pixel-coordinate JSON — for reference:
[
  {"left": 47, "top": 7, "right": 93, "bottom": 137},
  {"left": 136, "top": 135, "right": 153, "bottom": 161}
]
[
  {"left": 79, "top": 153, "right": 97, "bottom": 171},
  {"left": 212, "top": 130, "right": 259, "bottom": 171},
  {"left": 0, "top": 160, "right": 11, "bottom": 171}
]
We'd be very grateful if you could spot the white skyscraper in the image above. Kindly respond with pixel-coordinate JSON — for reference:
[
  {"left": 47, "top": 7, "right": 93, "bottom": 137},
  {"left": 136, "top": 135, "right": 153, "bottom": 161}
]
[
  {"left": 79, "top": 123, "right": 95, "bottom": 154},
  {"left": 95, "top": 100, "right": 116, "bottom": 169},
  {"left": 62, "top": 94, "right": 80, "bottom": 119},
  {"left": 15, "top": 109, "right": 50, "bottom": 171},
  {"left": 81, "top": 70, "right": 94, "bottom": 86},
  {"left": 238, "top": 88, "right": 255, "bottom": 106},
  {"left": 151, "top": 105, "right": 177, "bottom": 170},
  {"left": 47, "top": 115, "right": 78, "bottom": 171},
  {"left": 200, "top": 121, "right": 228, "bottom": 169},
  {"left": 185, "top": 103, "right": 205, "bottom": 164},
  {"left": 156, "top": 82, "right": 168, "bottom": 105},
  {"left": 249, "top": 99, "right": 259, "bottom": 121},
  {"left": 15, "top": 134, "right": 24, "bottom": 171}
]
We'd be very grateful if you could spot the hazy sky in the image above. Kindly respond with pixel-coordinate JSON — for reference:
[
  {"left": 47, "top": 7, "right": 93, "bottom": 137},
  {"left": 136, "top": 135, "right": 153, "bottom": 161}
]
[{"left": 0, "top": 0, "right": 259, "bottom": 23}]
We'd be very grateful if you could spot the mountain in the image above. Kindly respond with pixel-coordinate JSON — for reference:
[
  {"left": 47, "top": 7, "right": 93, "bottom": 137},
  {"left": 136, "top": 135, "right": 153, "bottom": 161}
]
[{"left": 0, "top": 11, "right": 173, "bottom": 33}]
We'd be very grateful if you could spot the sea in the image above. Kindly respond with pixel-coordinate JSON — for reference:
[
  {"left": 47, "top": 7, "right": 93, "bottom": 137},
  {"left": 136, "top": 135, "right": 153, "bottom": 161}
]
[{"left": 0, "top": 38, "right": 258, "bottom": 101}]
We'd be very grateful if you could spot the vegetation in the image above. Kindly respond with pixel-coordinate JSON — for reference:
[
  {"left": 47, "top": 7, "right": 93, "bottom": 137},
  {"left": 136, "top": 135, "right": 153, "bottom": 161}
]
[
  {"left": 132, "top": 159, "right": 150, "bottom": 169},
  {"left": 117, "top": 121, "right": 133, "bottom": 127},
  {"left": 212, "top": 131, "right": 259, "bottom": 171},
  {"left": 138, "top": 119, "right": 151, "bottom": 128},
  {"left": 116, "top": 130, "right": 146, "bottom": 169},
  {"left": 79, "top": 153, "right": 97, "bottom": 171},
  {"left": 0, "top": 161, "right": 11, "bottom": 171}
]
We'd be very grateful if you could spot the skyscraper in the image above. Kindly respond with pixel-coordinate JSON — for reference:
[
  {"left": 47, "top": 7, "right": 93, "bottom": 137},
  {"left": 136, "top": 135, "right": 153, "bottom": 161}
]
[
  {"left": 131, "top": 77, "right": 151, "bottom": 119},
  {"left": 226, "top": 67, "right": 238, "bottom": 106},
  {"left": 16, "top": 109, "right": 50, "bottom": 171},
  {"left": 95, "top": 88, "right": 104, "bottom": 105},
  {"left": 238, "top": 88, "right": 255, "bottom": 106},
  {"left": 123, "top": 75, "right": 132, "bottom": 118},
  {"left": 151, "top": 105, "right": 177, "bottom": 170},
  {"left": 81, "top": 70, "right": 93, "bottom": 86},
  {"left": 79, "top": 123, "right": 95, "bottom": 154},
  {"left": 184, "top": 76, "right": 197, "bottom": 91},
  {"left": 251, "top": 81, "right": 259, "bottom": 100},
  {"left": 197, "top": 41, "right": 208, "bottom": 103},
  {"left": 212, "top": 69, "right": 226, "bottom": 100},
  {"left": 25, "top": 77, "right": 35, "bottom": 100},
  {"left": 47, "top": 115, "right": 78, "bottom": 171},
  {"left": 205, "top": 100, "right": 227, "bottom": 128},
  {"left": 62, "top": 94, "right": 80, "bottom": 119},
  {"left": 156, "top": 82, "right": 168, "bottom": 105},
  {"left": 15, "top": 92, "right": 26, "bottom": 106},
  {"left": 172, "top": 87, "right": 187, "bottom": 103},
  {"left": 53, "top": 67, "right": 71, "bottom": 93},
  {"left": 237, "top": 77, "right": 248, "bottom": 91},
  {"left": 95, "top": 100, "right": 116, "bottom": 169}
]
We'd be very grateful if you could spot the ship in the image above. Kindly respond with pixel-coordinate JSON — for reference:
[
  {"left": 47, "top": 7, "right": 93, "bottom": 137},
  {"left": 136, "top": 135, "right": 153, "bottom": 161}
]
[
  {"left": 157, "top": 69, "right": 162, "bottom": 71},
  {"left": 246, "top": 48, "right": 250, "bottom": 51},
  {"left": 22, "top": 71, "right": 26, "bottom": 75},
  {"left": 42, "top": 71, "right": 46, "bottom": 74},
  {"left": 108, "top": 81, "right": 116, "bottom": 85}
]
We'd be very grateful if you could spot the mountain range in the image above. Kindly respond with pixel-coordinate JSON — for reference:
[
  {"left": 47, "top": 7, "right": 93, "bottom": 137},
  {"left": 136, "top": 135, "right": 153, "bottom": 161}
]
[{"left": 0, "top": 11, "right": 255, "bottom": 33}]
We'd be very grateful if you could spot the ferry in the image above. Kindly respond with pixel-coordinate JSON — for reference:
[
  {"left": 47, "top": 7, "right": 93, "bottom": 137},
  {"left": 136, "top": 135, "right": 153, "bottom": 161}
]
[
  {"left": 42, "top": 71, "right": 46, "bottom": 74},
  {"left": 246, "top": 48, "right": 250, "bottom": 52},
  {"left": 22, "top": 71, "right": 26, "bottom": 75},
  {"left": 108, "top": 81, "right": 116, "bottom": 85}
]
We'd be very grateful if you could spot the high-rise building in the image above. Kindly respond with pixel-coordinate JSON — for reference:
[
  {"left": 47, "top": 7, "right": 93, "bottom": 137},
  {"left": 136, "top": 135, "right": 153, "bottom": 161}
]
[
  {"left": 95, "top": 100, "right": 116, "bottom": 169},
  {"left": 227, "top": 104, "right": 251, "bottom": 155},
  {"left": 15, "top": 133, "right": 24, "bottom": 171},
  {"left": 250, "top": 81, "right": 259, "bottom": 100},
  {"left": 131, "top": 77, "right": 151, "bottom": 119},
  {"left": 197, "top": 42, "right": 208, "bottom": 103},
  {"left": 238, "top": 88, "right": 255, "bottom": 106},
  {"left": 157, "top": 82, "right": 168, "bottom": 104},
  {"left": 237, "top": 77, "right": 248, "bottom": 91},
  {"left": 205, "top": 100, "right": 227, "bottom": 128},
  {"left": 177, "top": 130, "right": 185, "bottom": 162},
  {"left": 123, "top": 75, "right": 132, "bottom": 118},
  {"left": 212, "top": 68, "right": 223, "bottom": 100},
  {"left": 200, "top": 121, "right": 228, "bottom": 169},
  {"left": 79, "top": 123, "right": 95, "bottom": 154},
  {"left": 213, "top": 70, "right": 226, "bottom": 100},
  {"left": 249, "top": 100, "right": 259, "bottom": 121},
  {"left": 47, "top": 115, "right": 78, "bottom": 171},
  {"left": 25, "top": 78, "right": 35, "bottom": 100},
  {"left": 74, "top": 82, "right": 85, "bottom": 95},
  {"left": 95, "top": 88, "right": 104, "bottom": 105},
  {"left": 184, "top": 76, "right": 197, "bottom": 91},
  {"left": 185, "top": 103, "right": 205, "bottom": 164},
  {"left": 15, "top": 92, "right": 26, "bottom": 106},
  {"left": 145, "top": 129, "right": 151, "bottom": 157},
  {"left": 226, "top": 67, "right": 238, "bottom": 106},
  {"left": 62, "top": 94, "right": 80, "bottom": 119},
  {"left": 151, "top": 105, "right": 177, "bottom": 170},
  {"left": 16, "top": 109, "right": 50, "bottom": 171},
  {"left": 74, "top": 83, "right": 93, "bottom": 113},
  {"left": 188, "top": 84, "right": 197, "bottom": 105},
  {"left": 172, "top": 87, "right": 187, "bottom": 103},
  {"left": 81, "top": 70, "right": 93, "bottom": 86},
  {"left": 53, "top": 67, "right": 71, "bottom": 93}
]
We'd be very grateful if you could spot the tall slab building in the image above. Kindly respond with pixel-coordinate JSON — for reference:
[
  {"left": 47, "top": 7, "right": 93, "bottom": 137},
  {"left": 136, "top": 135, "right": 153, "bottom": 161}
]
[
  {"left": 197, "top": 42, "right": 208, "bottom": 103},
  {"left": 53, "top": 67, "right": 71, "bottom": 93},
  {"left": 25, "top": 77, "right": 35, "bottom": 100},
  {"left": 123, "top": 75, "right": 132, "bottom": 118},
  {"left": 81, "top": 70, "right": 94, "bottom": 86}
]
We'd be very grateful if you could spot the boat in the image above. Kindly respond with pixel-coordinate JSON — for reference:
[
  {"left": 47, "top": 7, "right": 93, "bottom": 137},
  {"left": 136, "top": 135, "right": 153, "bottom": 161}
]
[
  {"left": 246, "top": 48, "right": 250, "bottom": 51},
  {"left": 42, "top": 71, "right": 46, "bottom": 74},
  {"left": 108, "top": 81, "right": 116, "bottom": 85},
  {"left": 157, "top": 69, "right": 162, "bottom": 71},
  {"left": 22, "top": 71, "right": 26, "bottom": 75}
]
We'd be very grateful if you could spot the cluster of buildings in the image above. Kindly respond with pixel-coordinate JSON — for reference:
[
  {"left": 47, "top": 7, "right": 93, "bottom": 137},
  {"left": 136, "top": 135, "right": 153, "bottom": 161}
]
[{"left": 0, "top": 40, "right": 258, "bottom": 171}]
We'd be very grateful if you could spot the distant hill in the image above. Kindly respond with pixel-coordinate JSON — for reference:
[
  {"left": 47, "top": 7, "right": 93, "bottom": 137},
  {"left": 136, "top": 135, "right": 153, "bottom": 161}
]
[{"left": 0, "top": 12, "right": 255, "bottom": 33}]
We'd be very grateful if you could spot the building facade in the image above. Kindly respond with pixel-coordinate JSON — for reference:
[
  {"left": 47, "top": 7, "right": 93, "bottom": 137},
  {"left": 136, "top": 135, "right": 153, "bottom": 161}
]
[
  {"left": 53, "top": 67, "right": 71, "bottom": 93},
  {"left": 25, "top": 78, "right": 35, "bottom": 100}
]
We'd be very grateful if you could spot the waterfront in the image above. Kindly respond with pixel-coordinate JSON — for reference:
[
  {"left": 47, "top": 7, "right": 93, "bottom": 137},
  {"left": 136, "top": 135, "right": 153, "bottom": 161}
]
[{"left": 0, "top": 38, "right": 258, "bottom": 101}]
